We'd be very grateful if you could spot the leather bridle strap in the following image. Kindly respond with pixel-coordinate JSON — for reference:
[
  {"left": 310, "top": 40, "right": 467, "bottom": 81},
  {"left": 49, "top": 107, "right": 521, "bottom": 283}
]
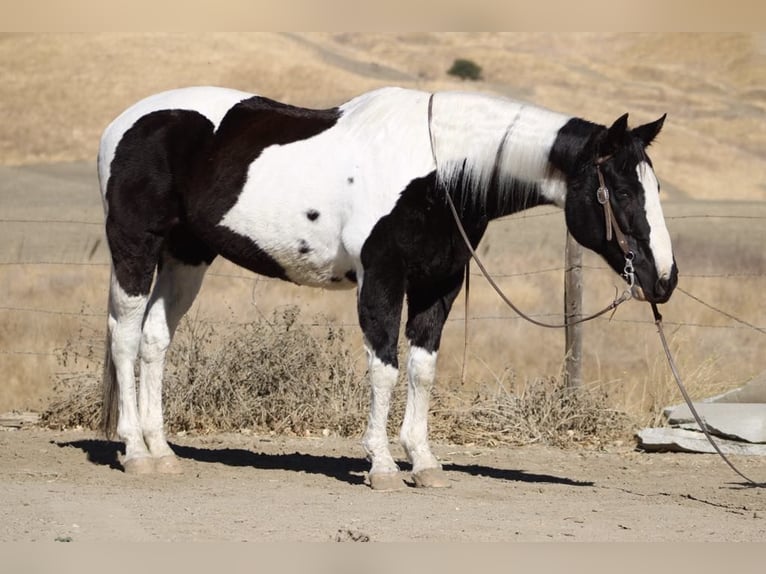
[{"left": 595, "top": 156, "right": 632, "bottom": 258}]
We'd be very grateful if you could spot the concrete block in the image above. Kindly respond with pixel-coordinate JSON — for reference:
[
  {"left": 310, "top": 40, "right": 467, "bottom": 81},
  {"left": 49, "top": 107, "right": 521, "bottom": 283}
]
[
  {"left": 706, "top": 371, "right": 766, "bottom": 404},
  {"left": 664, "top": 403, "right": 766, "bottom": 443},
  {"left": 637, "top": 427, "right": 766, "bottom": 455}
]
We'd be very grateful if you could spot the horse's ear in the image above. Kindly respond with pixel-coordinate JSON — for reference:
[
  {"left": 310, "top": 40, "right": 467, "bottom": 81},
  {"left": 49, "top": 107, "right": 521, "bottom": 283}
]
[
  {"left": 600, "top": 113, "right": 630, "bottom": 155},
  {"left": 607, "top": 113, "right": 629, "bottom": 143},
  {"left": 632, "top": 114, "right": 667, "bottom": 147}
]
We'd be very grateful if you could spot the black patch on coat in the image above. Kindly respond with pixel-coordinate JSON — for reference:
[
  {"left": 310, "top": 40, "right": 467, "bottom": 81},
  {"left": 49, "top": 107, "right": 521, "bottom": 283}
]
[
  {"left": 164, "top": 224, "right": 217, "bottom": 268},
  {"left": 105, "top": 109, "right": 218, "bottom": 296},
  {"left": 298, "top": 240, "right": 311, "bottom": 254},
  {"left": 358, "top": 170, "right": 549, "bottom": 366},
  {"left": 182, "top": 96, "right": 341, "bottom": 280},
  {"left": 548, "top": 117, "right": 601, "bottom": 176}
]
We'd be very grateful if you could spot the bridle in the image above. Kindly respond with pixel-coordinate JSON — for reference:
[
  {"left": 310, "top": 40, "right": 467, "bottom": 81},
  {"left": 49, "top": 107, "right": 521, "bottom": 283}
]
[{"left": 595, "top": 155, "right": 636, "bottom": 291}]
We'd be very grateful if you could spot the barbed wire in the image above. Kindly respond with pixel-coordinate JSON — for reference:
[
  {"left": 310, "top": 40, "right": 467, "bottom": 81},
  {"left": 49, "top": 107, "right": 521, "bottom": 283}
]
[
  {"left": 3, "top": 291, "right": 764, "bottom": 360},
  {"left": 2, "top": 214, "right": 765, "bottom": 361},
  {"left": 2, "top": 260, "right": 766, "bottom": 281},
  {"left": 3, "top": 213, "right": 766, "bottom": 228},
  {"left": 677, "top": 287, "right": 766, "bottom": 336},
  {"left": 0, "top": 218, "right": 103, "bottom": 225},
  {"left": 665, "top": 214, "right": 766, "bottom": 221}
]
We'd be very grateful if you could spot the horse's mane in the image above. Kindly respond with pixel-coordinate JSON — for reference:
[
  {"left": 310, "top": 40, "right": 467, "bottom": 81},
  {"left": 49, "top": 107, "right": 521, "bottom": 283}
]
[{"left": 430, "top": 91, "right": 572, "bottom": 212}]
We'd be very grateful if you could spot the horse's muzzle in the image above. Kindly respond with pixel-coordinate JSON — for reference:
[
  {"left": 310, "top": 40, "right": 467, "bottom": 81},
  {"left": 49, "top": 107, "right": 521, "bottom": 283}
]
[{"left": 646, "top": 273, "right": 677, "bottom": 304}]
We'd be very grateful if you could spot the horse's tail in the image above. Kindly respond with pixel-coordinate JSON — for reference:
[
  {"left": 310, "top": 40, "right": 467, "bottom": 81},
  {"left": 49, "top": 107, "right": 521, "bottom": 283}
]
[{"left": 101, "top": 277, "right": 119, "bottom": 440}]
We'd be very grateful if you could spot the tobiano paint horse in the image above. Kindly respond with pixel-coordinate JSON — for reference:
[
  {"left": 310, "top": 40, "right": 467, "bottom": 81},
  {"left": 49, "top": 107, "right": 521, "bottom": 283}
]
[{"left": 98, "top": 86, "right": 677, "bottom": 489}]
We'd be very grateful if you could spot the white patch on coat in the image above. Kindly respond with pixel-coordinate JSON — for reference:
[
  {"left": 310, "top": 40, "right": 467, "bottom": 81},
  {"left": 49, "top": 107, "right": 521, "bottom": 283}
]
[
  {"left": 430, "top": 91, "right": 571, "bottom": 206},
  {"left": 400, "top": 345, "right": 440, "bottom": 473},
  {"left": 219, "top": 87, "right": 435, "bottom": 287},
  {"left": 107, "top": 274, "right": 151, "bottom": 461},
  {"left": 138, "top": 256, "right": 209, "bottom": 457},
  {"left": 539, "top": 170, "right": 568, "bottom": 207},
  {"left": 98, "top": 86, "right": 254, "bottom": 214},
  {"left": 362, "top": 346, "right": 401, "bottom": 475},
  {"left": 637, "top": 162, "right": 674, "bottom": 278}
]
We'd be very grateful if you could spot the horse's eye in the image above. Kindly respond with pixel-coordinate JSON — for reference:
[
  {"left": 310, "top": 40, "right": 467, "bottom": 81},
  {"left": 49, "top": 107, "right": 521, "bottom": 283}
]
[{"left": 614, "top": 188, "right": 631, "bottom": 201}]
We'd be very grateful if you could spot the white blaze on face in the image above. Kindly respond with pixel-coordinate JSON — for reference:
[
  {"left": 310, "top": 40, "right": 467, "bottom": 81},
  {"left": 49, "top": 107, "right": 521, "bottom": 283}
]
[{"left": 637, "top": 162, "right": 674, "bottom": 279}]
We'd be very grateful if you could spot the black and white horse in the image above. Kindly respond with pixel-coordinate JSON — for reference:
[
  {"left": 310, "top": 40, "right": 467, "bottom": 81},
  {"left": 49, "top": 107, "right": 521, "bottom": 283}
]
[{"left": 98, "top": 86, "right": 677, "bottom": 488}]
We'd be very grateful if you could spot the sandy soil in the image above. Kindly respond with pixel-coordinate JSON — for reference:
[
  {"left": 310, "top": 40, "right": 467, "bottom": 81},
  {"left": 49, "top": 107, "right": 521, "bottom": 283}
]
[{"left": 1, "top": 427, "right": 764, "bottom": 542}]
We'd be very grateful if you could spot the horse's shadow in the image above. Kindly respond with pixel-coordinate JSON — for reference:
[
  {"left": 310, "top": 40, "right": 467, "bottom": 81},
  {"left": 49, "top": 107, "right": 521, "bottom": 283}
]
[{"left": 57, "top": 439, "right": 593, "bottom": 488}]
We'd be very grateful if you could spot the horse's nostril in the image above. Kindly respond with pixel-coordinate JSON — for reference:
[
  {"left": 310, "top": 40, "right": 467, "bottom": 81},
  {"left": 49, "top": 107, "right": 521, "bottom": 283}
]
[{"left": 655, "top": 276, "right": 672, "bottom": 297}]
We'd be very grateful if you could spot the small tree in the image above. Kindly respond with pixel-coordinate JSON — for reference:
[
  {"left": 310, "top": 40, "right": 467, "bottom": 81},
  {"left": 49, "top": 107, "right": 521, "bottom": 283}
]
[{"left": 447, "top": 58, "right": 482, "bottom": 81}]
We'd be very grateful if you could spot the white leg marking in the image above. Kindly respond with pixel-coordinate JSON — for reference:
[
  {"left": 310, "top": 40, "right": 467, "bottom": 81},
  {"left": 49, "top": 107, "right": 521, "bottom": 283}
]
[
  {"left": 400, "top": 344, "right": 440, "bottom": 474},
  {"left": 108, "top": 275, "right": 151, "bottom": 464},
  {"left": 139, "top": 257, "right": 208, "bottom": 461},
  {"left": 638, "top": 162, "right": 674, "bottom": 279},
  {"left": 362, "top": 345, "right": 400, "bottom": 477}
]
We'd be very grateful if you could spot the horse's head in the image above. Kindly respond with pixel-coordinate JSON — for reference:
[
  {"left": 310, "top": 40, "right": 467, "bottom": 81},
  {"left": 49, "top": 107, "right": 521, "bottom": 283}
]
[{"left": 564, "top": 113, "right": 677, "bottom": 304}]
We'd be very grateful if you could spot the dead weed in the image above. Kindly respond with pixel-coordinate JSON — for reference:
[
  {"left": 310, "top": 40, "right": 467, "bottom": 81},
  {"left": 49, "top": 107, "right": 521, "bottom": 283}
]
[{"left": 43, "top": 306, "right": 634, "bottom": 447}]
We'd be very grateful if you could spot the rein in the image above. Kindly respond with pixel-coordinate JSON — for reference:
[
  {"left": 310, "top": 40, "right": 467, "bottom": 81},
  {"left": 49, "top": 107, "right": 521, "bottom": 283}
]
[
  {"left": 652, "top": 303, "right": 763, "bottom": 487},
  {"left": 426, "top": 93, "right": 763, "bottom": 486}
]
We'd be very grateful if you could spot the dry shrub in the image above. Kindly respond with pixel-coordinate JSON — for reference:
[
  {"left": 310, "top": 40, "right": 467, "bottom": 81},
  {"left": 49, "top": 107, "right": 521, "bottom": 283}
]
[
  {"left": 44, "top": 306, "right": 634, "bottom": 448},
  {"left": 163, "top": 307, "right": 366, "bottom": 435},
  {"left": 42, "top": 324, "right": 104, "bottom": 430},
  {"left": 429, "top": 375, "right": 635, "bottom": 448}
]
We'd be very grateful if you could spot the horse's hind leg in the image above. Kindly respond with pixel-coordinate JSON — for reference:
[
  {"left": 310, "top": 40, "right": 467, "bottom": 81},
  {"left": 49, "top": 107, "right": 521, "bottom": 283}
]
[
  {"left": 400, "top": 271, "right": 465, "bottom": 488},
  {"left": 138, "top": 228, "right": 214, "bottom": 474},
  {"left": 105, "top": 226, "right": 164, "bottom": 474}
]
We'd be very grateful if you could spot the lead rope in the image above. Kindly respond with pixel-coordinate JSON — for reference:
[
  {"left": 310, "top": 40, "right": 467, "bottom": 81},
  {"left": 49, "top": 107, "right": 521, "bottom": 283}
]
[
  {"left": 651, "top": 304, "right": 763, "bottom": 487},
  {"left": 427, "top": 94, "right": 762, "bottom": 486},
  {"left": 461, "top": 262, "right": 470, "bottom": 385}
]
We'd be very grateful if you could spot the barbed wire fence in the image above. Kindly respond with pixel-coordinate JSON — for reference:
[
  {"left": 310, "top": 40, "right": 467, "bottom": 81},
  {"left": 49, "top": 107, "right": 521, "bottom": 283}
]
[{"left": 1, "top": 213, "right": 765, "bottom": 376}]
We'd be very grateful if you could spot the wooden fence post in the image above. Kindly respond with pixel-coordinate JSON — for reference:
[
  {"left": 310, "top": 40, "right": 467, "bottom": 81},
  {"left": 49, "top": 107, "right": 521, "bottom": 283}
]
[{"left": 564, "top": 231, "right": 583, "bottom": 388}]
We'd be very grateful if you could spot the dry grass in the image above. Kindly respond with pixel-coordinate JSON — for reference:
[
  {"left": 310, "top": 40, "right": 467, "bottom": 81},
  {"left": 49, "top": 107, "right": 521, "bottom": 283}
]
[{"left": 42, "top": 306, "right": 634, "bottom": 448}]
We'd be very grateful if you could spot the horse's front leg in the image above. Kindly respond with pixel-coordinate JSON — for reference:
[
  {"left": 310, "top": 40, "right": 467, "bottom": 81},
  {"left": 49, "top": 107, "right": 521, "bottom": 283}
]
[
  {"left": 357, "top": 262, "right": 407, "bottom": 491},
  {"left": 400, "top": 272, "right": 465, "bottom": 488},
  {"left": 400, "top": 345, "right": 448, "bottom": 487},
  {"left": 362, "top": 349, "right": 404, "bottom": 490}
]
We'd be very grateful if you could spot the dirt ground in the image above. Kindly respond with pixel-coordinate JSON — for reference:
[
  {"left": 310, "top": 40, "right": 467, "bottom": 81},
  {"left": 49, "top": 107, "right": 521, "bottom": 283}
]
[{"left": 1, "top": 427, "right": 764, "bottom": 542}]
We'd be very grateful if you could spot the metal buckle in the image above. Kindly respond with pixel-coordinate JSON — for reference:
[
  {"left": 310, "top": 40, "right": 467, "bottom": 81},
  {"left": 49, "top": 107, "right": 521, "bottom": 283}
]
[
  {"left": 623, "top": 251, "right": 636, "bottom": 289},
  {"left": 596, "top": 186, "right": 610, "bottom": 205}
]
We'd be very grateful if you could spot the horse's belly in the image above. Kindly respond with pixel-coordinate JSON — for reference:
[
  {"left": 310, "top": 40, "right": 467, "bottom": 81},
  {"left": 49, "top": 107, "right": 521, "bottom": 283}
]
[
  {"left": 213, "top": 126, "right": 410, "bottom": 288},
  {"left": 217, "top": 193, "right": 360, "bottom": 289}
]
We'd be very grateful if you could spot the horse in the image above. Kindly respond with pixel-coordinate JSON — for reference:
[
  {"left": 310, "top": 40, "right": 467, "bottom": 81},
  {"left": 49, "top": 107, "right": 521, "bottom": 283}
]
[{"left": 97, "top": 85, "right": 678, "bottom": 489}]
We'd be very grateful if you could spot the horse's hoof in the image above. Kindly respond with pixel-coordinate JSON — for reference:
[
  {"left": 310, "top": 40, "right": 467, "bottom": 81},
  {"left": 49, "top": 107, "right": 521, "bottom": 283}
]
[
  {"left": 122, "top": 457, "right": 155, "bottom": 474},
  {"left": 412, "top": 468, "right": 450, "bottom": 488},
  {"left": 154, "top": 455, "right": 183, "bottom": 474},
  {"left": 368, "top": 472, "right": 407, "bottom": 491}
]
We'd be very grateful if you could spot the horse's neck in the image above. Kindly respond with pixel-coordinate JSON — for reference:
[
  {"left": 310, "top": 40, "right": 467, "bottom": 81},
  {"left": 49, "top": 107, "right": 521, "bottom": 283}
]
[{"left": 432, "top": 93, "right": 576, "bottom": 218}]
